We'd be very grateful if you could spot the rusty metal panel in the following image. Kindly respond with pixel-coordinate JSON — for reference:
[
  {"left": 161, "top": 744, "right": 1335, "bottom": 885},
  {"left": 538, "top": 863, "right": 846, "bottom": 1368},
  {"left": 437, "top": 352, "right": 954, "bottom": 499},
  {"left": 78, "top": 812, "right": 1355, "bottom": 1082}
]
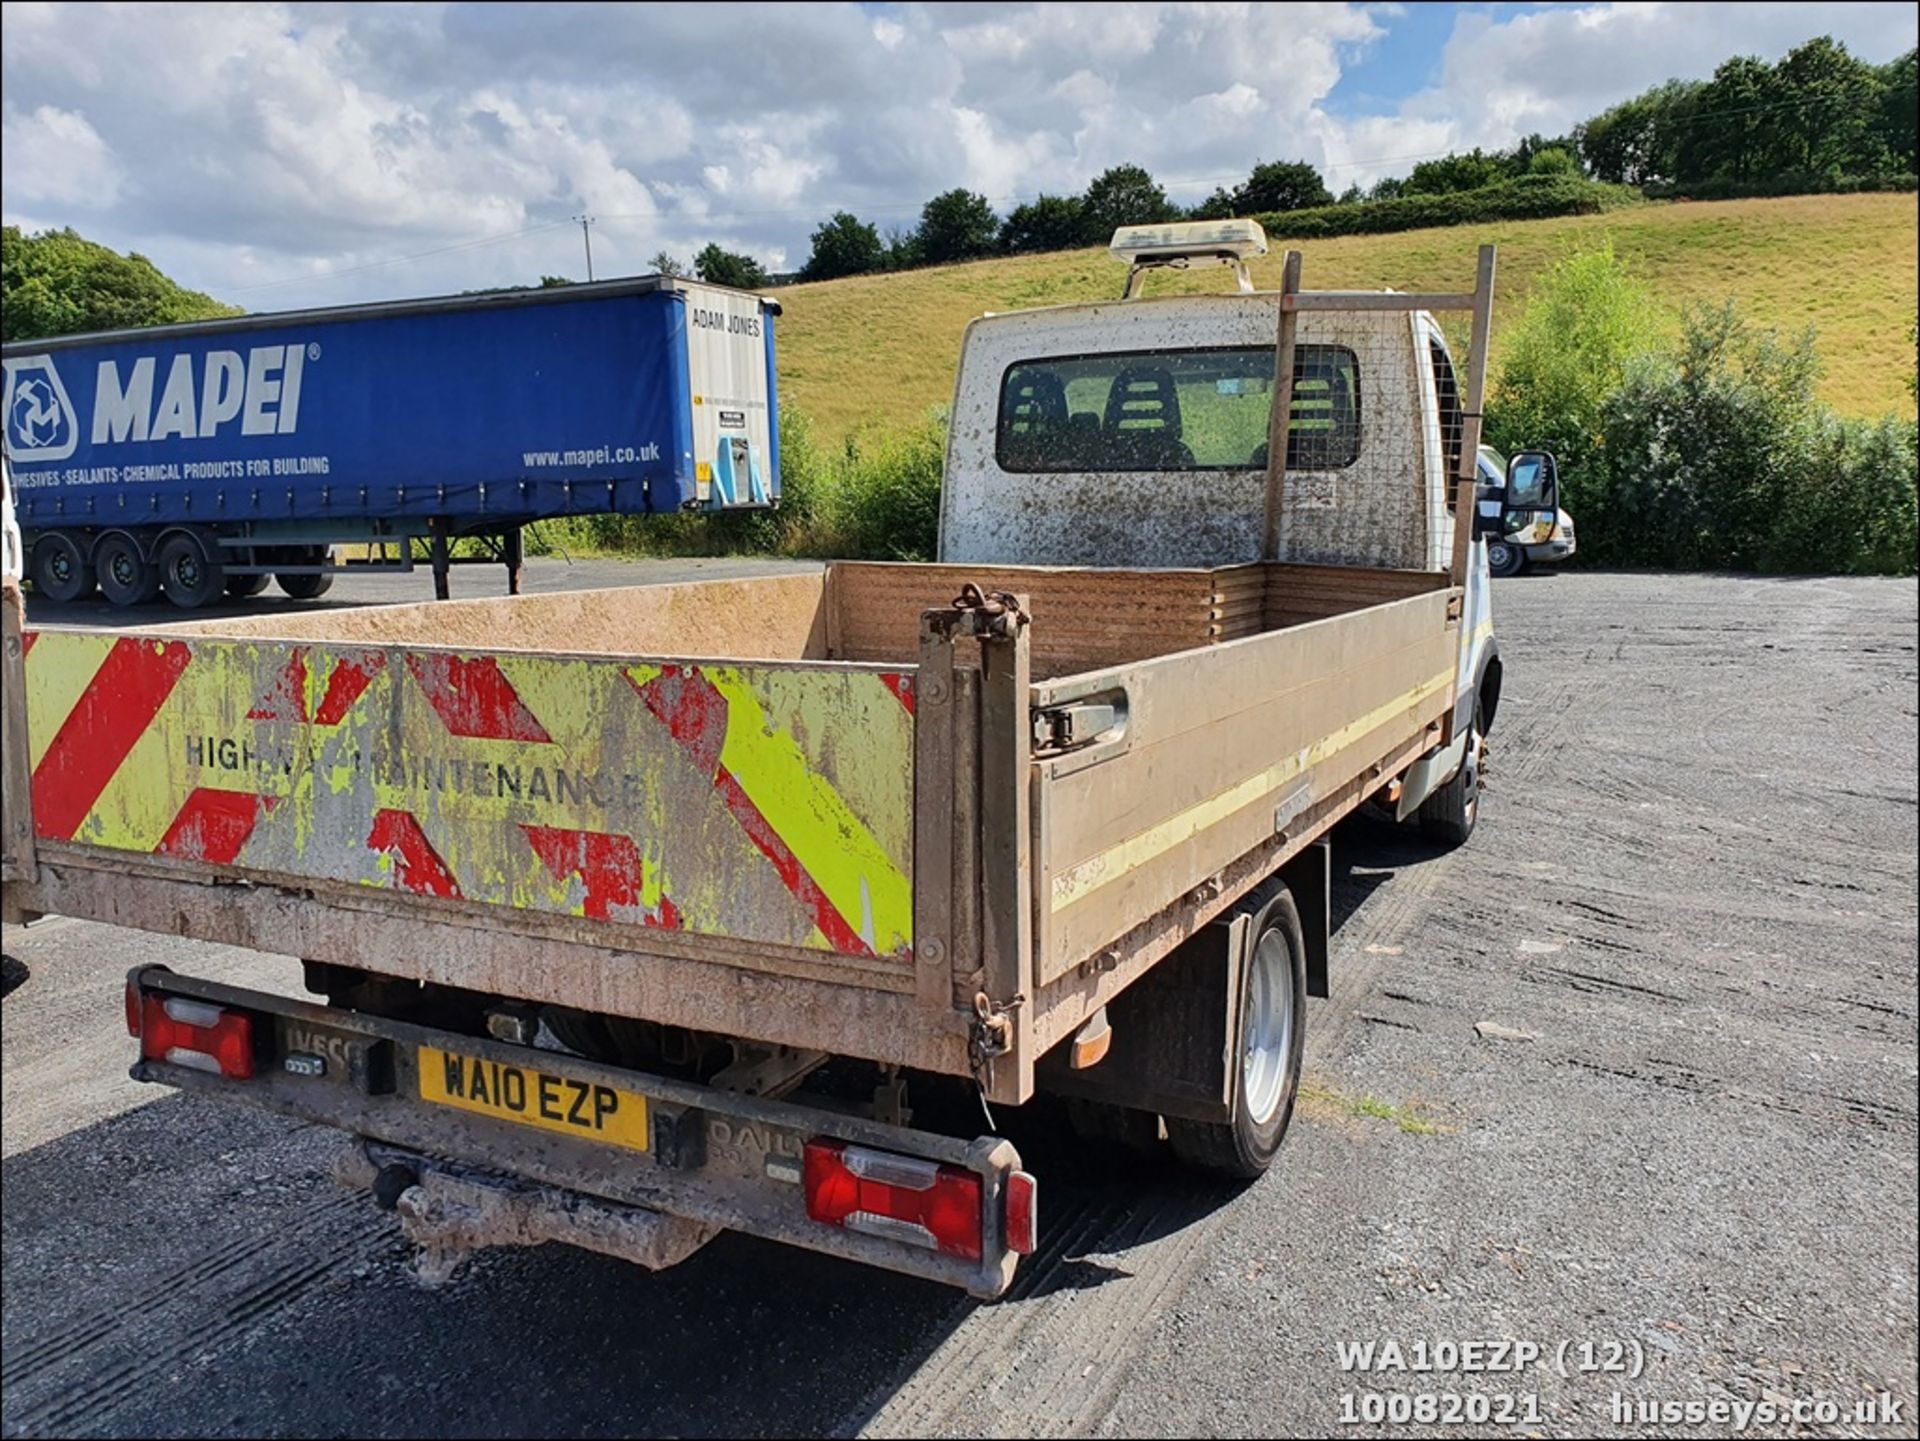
[{"left": 23, "top": 631, "right": 916, "bottom": 963}]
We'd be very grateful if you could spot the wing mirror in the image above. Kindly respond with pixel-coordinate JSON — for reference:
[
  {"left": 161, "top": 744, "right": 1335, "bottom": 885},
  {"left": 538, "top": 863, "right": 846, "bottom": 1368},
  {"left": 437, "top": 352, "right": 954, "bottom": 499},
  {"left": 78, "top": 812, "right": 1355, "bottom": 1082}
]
[{"left": 1505, "top": 451, "right": 1559, "bottom": 513}]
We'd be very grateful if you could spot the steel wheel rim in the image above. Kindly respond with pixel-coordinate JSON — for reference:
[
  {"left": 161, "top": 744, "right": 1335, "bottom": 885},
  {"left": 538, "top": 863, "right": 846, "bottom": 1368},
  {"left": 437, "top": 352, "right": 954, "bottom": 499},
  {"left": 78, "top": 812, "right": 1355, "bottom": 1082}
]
[
  {"left": 1242, "top": 927, "right": 1295, "bottom": 1124},
  {"left": 1489, "top": 542, "right": 1511, "bottom": 570}
]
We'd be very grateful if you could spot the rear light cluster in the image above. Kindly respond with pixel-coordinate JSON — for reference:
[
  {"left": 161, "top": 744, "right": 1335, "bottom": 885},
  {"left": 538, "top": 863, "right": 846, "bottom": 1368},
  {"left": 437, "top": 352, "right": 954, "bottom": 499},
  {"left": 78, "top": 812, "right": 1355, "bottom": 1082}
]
[
  {"left": 126, "top": 986, "right": 256, "bottom": 1079},
  {"left": 803, "top": 1139, "right": 1036, "bottom": 1261}
]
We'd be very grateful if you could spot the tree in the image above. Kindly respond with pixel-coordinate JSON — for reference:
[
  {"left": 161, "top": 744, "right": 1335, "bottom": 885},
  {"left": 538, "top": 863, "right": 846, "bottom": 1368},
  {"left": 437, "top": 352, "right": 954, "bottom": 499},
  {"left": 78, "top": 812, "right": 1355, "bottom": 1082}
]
[
  {"left": 801, "top": 211, "right": 884, "bottom": 281},
  {"left": 999, "top": 194, "right": 1092, "bottom": 254},
  {"left": 1578, "top": 84, "right": 1699, "bottom": 186},
  {"left": 694, "top": 243, "right": 768, "bottom": 289},
  {"left": 1, "top": 225, "right": 240, "bottom": 343},
  {"left": 1367, "top": 176, "right": 1406, "bottom": 202},
  {"left": 1335, "top": 182, "right": 1366, "bottom": 204},
  {"left": 1771, "top": 35, "right": 1881, "bottom": 178},
  {"left": 880, "top": 225, "right": 920, "bottom": 271},
  {"left": 1683, "top": 53, "right": 1774, "bottom": 184},
  {"left": 1081, "top": 163, "right": 1176, "bottom": 235},
  {"left": 1188, "top": 186, "right": 1239, "bottom": 220},
  {"left": 1403, "top": 148, "right": 1508, "bottom": 195},
  {"left": 1877, "top": 49, "right": 1917, "bottom": 172},
  {"left": 1526, "top": 147, "right": 1577, "bottom": 176},
  {"left": 539, "top": 275, "right": 573, "bottom": 287},
  {"left": 648, "top": 250, "right": 687, "bottom": 278},
  {"left": 1485, "top": 240, "right": 1663, "bottom": 559},
  {"left": 914, "top": 189, "right": 998, "bottom": 265},
  {"left": 1235, "top": 160, "right": 1333, "bottom": 214}
]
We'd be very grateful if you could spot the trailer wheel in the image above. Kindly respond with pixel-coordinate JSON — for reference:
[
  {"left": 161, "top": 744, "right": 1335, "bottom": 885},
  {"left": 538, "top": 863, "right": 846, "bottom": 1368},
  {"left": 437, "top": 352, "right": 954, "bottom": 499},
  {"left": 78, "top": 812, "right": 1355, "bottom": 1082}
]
[
  {"left": 30, "top": 532, "right": 94, "bottom": 604},
  {"left": 276, "top": 549, "right": 335, "bottom": 599},
  {"left": 158, "top": 532, "right": 226, "bottom": 609},
  {"left": 96, "top": 533, "right": 160, "bottom": 607},
  {"left": 1418, "top": 698, "right": 1485, "bottom": 847},
  {"left": 226, "top": 572, "right": 271, "bottom": 597},
  {"left": 1164, "top": 888, "right": 1306, "bottom": 1179}
]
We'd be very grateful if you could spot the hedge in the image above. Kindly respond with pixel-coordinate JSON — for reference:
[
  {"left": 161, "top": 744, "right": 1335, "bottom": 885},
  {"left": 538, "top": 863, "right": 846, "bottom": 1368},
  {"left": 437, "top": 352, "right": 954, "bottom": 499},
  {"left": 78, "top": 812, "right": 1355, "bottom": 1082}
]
[
  {"left": 1643, "top": 172, "right": 1918, "bottom": 202},
  {"left": 1254, "top": 175, "right": 1642, "bottom": 242}
]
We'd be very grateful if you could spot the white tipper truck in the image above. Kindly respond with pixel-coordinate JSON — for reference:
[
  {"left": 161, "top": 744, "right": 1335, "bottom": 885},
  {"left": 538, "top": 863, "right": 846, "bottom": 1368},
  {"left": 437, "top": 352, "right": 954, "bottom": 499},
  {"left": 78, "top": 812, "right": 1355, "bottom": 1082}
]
[{"left": 1, "top": 222, "right": 1555, "bottom": 1296}]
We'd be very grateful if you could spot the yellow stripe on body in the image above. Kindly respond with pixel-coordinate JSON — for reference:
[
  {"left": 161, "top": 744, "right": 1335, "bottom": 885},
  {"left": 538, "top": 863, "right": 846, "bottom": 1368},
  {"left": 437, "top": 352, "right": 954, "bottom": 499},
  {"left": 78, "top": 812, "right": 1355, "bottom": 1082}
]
[
  {"left": 707, "top": 668, "right": 914, "bottom": 956},
  {"left": 24, "top": 631, "right": 115, "bottom": 770},
  {"left": 1050, "top": 668, "right": 1455, "bottom": 915}
]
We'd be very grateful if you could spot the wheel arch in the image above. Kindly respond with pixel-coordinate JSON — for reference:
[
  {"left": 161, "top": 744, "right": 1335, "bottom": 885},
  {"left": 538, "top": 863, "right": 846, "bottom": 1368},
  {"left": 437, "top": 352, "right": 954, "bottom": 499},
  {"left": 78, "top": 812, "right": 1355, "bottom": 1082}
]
[{"left": 1477, "top": 643, "right": 1504, "bottom": 735}]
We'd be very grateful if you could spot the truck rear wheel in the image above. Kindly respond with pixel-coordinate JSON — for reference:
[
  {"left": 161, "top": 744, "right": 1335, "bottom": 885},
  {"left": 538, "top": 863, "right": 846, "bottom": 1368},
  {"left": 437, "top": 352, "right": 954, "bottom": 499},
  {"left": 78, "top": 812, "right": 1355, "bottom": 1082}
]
[
  {"left": 276, "top": 549, "right": 335, "bottom": 599},
  {"left": 96, "top": 533, "right": 160, "bottom": 607},
  {"left": 30, "top": 532, "right": 94, "bottom": 604},
  {"left": 158, "top": 532, "right": 225, "bottom": 609},
  {"left": 1164, "top": 888, "right": 1306, "bottom": 1179},
  {"left": 226, "top": 571, "right": 272, "bottom": 597}
]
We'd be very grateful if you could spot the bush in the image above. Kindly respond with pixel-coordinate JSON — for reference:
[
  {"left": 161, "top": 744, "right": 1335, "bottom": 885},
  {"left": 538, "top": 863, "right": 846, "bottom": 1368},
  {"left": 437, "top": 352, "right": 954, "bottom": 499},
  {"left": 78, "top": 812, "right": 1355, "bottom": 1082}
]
[
  {"left": 809, "top": 411, "right": 946, "bottom": 560},
  {"left": 526, "top": 406, "right": 949, "bottom": 562},
  {"left": 1485, "top": 240, "right": 1665, "bottom": 538},
  {"left": 1253, "top": 175, "right": 1639, "bottom": 242},
  {"left": 1596, "top": 302, "right": 1916, "bottom": 574}
]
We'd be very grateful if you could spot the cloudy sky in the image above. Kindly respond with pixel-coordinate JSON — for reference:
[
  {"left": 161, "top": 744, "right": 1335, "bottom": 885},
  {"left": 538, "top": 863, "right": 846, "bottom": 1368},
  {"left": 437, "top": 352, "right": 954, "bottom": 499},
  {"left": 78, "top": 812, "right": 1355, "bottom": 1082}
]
[{"left": 2, "top": 1, "right": 1913, "bottom": 310}]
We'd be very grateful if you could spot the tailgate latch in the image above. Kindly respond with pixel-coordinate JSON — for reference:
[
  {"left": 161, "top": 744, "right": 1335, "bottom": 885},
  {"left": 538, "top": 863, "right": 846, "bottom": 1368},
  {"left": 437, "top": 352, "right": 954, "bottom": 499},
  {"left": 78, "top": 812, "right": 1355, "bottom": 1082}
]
[{"left": 1031, "top": 694, "right": 1126, "bottom": 756}]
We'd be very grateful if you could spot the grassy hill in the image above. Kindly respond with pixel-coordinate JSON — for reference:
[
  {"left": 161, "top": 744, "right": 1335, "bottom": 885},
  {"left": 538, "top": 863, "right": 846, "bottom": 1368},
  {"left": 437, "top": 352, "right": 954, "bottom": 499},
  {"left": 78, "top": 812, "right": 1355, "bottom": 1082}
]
[{"left": 773, "top": 193, "right": 1918, "bottom": 445}]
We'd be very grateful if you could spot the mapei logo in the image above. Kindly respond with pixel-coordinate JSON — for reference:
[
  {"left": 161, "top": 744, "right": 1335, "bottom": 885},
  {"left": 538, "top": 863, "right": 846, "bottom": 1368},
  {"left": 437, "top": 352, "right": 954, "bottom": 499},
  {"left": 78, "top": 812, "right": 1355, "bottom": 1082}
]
[{"left": 3, "top": 356, "right": 79, "bottom": 463}]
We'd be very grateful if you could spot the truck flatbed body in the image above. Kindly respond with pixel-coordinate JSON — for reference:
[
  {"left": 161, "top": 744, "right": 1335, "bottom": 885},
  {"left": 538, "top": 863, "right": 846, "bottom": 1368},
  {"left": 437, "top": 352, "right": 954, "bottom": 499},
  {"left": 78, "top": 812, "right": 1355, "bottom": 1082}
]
[{"left": 7, "top": 559, "right": 1457, "bottom": 1103}]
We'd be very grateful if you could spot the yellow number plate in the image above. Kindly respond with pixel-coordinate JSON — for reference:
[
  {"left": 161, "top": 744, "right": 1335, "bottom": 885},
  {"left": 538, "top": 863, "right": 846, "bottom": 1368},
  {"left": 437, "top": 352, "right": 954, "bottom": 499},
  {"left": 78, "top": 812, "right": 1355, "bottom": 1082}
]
[{"left": 417, "top": 1046, "right": 650, "bottom": 1153}]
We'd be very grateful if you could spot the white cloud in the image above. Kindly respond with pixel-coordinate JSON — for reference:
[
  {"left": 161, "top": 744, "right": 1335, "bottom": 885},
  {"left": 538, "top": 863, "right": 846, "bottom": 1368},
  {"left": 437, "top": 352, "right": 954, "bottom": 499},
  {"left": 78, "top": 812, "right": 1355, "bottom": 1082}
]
[
  {"left": 0, "top": 1, "right": 1912, "bottom": 306},
  {"left": 0, "top": 102, "right": 124, "bottom": 208}
]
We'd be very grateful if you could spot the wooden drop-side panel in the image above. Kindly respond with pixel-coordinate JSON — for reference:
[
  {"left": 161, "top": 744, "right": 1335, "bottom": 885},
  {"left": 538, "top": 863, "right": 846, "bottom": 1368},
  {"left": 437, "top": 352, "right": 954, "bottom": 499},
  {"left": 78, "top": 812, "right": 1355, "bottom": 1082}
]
[
  {"left": 1034, "top": 587, "right": 1458, "bottom": 983},
  {"left": 22, "top": 627, "right": 916, "bottom": 968},
  {"left": 174, "top": 571, "right": 834, "bottom": 663},
  {"left": 831, "top": 561, "right": 1239, "bottom": 677}
]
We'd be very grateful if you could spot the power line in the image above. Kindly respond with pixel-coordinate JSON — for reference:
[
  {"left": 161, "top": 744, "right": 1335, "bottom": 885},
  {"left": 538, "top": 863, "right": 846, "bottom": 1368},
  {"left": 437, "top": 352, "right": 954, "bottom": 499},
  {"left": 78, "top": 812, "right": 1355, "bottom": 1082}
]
[{"left": 222, "top": 218, "right": 577, "bottom": 294}]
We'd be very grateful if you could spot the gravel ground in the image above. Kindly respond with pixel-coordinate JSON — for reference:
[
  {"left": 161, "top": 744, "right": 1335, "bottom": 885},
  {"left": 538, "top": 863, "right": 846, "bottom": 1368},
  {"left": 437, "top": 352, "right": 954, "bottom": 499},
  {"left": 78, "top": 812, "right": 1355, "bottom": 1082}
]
[{"left": 3, "top": 564, "right": 1915, "bottom": 1439}]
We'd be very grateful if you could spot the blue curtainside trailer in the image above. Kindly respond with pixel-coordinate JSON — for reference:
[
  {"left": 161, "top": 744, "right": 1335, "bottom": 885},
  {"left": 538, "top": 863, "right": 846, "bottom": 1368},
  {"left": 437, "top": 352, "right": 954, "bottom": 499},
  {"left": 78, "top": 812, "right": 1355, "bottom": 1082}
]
[{"left": 0, "top": 275, "right": 780, "bottom": 607}]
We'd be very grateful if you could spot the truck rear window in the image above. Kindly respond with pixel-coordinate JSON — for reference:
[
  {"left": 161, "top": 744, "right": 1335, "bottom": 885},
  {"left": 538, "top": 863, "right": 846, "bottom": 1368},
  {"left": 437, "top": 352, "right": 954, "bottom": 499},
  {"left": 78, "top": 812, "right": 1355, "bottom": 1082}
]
[{"left": 997, "top": 345, "right": 1360, "bottom": 474}]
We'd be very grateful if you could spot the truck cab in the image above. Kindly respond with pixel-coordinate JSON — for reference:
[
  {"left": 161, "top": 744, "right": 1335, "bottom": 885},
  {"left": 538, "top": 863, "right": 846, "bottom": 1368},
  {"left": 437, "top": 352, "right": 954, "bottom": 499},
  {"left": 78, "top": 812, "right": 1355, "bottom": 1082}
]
[
  {"left": 941, "top": 219, "right": 1502, "bottom": 833},
  {"left": 1477, "top": 444, "right": 1575, "bottom": 577}
]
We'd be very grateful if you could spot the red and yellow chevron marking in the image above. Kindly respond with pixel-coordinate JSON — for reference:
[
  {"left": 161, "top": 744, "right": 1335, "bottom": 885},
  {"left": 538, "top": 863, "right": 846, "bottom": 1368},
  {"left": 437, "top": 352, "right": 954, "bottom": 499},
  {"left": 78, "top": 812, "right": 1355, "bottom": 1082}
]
[{"left": 21, "top": 631, "right": 914, "bottom": 960}]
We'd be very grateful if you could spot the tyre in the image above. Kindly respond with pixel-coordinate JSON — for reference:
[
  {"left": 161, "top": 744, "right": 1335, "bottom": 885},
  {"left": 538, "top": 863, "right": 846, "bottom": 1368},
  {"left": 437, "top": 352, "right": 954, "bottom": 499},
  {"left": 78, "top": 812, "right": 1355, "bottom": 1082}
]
[
  {"left": 95, "top": 533, "right": 160, "bottom": 607},
  {"left": 29, "top": 532, "right": 94, "bottom": 604},
  {"left": 1418, "top": 698, "right": 1485, "bottom": 847},
  {"left": 276, "top": 549, "right": 335, "bottom": 599},
  {"left": 157, "top": 532, "right": 225, "bottom": 609},
  {"left": 1486, "top": 539, "right": 1526, "bottom": 578},
  {"left": 1164, "top": 888, "right": 1307, "bottom": 1179},
  {"left": 226, "top": 571, "right": 272, "bottom": 597}
]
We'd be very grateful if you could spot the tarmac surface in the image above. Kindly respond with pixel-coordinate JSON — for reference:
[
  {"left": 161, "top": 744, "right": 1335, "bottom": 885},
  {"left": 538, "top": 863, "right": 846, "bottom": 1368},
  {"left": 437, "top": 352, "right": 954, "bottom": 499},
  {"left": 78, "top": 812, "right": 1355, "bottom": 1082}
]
[{"left": 4, "top": 563, "right": 1916, "bottom": 1438}]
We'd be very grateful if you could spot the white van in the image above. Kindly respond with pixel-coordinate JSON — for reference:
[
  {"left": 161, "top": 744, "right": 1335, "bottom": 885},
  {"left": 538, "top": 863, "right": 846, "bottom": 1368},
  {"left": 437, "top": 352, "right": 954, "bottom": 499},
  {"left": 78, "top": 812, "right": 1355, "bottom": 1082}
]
[{"left": 1478, "top": 444, "right": 1575, "bottom": 576}]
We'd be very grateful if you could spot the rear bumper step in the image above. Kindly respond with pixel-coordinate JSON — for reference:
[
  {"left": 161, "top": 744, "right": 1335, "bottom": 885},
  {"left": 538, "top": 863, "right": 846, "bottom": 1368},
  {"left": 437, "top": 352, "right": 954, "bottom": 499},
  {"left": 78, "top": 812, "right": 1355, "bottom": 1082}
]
[{"left": 127, "top": 965, "right": 1025, "bottom": 1297}]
